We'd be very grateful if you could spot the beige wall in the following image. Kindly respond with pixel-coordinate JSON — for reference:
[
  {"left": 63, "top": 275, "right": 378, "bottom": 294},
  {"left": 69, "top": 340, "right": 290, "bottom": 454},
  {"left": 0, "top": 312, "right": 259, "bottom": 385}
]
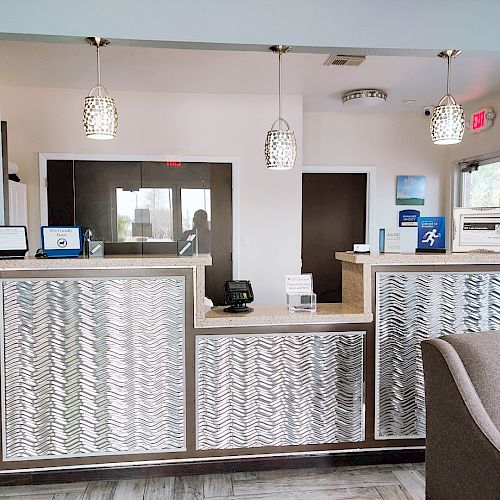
[
  {"left": 0, "top": 85, "right": 303, "bottom": 304},
  {"left": 3, "top": 84, "right": 480, "bottom": 302},
  {"left": 303, "top": 111, "right": 448, "bottom": 251}
]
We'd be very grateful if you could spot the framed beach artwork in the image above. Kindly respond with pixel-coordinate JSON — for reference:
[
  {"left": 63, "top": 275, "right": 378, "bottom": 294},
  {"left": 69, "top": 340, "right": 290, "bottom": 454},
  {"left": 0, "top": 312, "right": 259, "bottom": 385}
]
[{"left": 396, "top": 175, "right": 425, "bottom": 205}]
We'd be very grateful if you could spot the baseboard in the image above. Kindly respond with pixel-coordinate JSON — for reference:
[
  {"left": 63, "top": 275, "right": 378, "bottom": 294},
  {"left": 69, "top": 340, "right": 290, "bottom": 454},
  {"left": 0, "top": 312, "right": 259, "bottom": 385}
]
[{"left": 0, "top": 448, "right": 425, "bottom": 486}]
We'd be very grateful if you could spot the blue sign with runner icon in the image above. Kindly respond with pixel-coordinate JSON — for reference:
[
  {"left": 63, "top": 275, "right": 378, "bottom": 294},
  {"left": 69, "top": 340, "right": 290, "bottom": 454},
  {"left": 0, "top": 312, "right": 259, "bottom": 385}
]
[{"left": 417, "top": 217, "right": 445, "bottom": 251}]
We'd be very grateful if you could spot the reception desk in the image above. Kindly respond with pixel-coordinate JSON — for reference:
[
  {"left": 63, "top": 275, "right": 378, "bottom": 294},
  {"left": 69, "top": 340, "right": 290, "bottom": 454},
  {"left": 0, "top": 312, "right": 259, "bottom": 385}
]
[{"left": 0, "top": 253, "right": 498, "bottom": 481}]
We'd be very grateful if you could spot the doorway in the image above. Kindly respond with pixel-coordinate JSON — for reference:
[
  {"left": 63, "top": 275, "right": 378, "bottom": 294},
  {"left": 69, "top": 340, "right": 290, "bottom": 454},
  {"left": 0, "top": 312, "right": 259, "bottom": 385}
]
[{"left": 301, "top": 170, "right": 370, "bottom": 303}]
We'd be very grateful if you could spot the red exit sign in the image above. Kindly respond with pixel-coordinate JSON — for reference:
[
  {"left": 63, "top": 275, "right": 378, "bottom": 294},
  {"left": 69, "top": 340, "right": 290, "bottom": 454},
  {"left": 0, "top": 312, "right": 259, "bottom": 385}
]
[{"left": 470, "top": 107, "right": 495, "bottom": 133}]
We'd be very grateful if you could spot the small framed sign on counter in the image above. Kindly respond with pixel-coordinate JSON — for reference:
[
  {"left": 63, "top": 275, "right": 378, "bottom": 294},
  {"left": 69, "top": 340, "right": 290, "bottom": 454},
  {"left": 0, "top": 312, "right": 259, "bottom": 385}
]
[
  {"left": 417, "top": 216, "right": 446, "bottom": 252},
  {"left": 452, "top": 207, "right": 500, "bottom": 252},
  {"left": 41, "top": 226, "right": 82, "bottom": 258}
]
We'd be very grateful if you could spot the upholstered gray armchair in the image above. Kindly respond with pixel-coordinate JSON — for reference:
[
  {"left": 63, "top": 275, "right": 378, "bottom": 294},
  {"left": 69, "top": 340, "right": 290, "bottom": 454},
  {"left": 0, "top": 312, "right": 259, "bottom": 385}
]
[{"left": 422, "top": 330, "right": 500, "bottom": 500}]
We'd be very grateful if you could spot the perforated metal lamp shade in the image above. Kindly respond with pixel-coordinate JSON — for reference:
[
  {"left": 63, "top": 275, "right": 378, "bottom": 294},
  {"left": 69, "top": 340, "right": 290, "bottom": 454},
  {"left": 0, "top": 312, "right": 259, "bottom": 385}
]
[
  {"left": 430, "top": 94, "right": 465, "bottom": 145},
  {"left": 83, "top": 89, "right": 118, "bottom": 140},
  {"left": 430, "top": 49, "right": 464, "bottom": 145},
  {"left": 265, "top": 45, "right": 296, "bottom": 170},
  {"left": 83, "top": 37, "right": 118, "bottom": 140},
  {"left": 265, "top": 119, "right": 297, "bottom": 170}
]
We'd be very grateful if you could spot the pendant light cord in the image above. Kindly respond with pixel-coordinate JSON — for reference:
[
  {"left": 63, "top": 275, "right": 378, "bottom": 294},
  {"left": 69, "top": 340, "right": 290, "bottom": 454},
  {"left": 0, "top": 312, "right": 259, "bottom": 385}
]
[
  {"left": 278, "top": 48, "right": 282, "bottom": 130},
  {"left": 446, "top": 53, "right": 451, "bottom": 96},
  {"left": 96, "top": 45, "right": 102, "bottom": 96}
]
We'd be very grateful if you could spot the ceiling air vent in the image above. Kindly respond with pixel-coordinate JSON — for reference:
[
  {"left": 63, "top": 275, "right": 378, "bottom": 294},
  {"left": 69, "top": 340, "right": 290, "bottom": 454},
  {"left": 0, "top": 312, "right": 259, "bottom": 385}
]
[{"left": 323, "top": 54, "right": 366, "bottom": 67}]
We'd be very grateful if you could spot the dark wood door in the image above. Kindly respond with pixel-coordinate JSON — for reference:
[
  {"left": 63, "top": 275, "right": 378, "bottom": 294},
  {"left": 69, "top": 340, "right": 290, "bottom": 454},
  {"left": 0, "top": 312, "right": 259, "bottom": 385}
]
[{"left": 302, "top": 173, "right": 366, "bottom": 303}]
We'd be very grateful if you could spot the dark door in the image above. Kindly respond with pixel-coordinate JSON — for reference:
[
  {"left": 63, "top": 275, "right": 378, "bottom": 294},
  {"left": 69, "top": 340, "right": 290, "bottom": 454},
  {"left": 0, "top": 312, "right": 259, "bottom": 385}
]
[{"left": 302, "top": 173, "right": 366, "bottom": 303}]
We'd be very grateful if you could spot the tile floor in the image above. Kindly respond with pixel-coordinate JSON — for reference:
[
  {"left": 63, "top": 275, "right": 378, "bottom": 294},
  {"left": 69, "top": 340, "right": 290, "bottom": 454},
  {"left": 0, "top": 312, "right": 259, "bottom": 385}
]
[{"left": 0, "top": 462, "right": 425, "bottom": 500}]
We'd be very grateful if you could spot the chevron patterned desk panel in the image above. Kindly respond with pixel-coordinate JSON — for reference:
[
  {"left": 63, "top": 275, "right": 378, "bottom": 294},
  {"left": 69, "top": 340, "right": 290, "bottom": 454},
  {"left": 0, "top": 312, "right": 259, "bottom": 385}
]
[
  {"left": 375, "top": 271, "right": 500, "bottom": 440},
  {"left": 196, "top": 331, "right": 365, "bottom": 450},
  {"left": 1, "top": 277, "right": 186, "bottom": 460}
]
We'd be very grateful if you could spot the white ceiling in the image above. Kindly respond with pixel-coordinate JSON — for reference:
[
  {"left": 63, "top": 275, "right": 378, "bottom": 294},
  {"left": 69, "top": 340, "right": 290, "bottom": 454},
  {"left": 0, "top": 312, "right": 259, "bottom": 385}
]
[{"left": 2, "top": 40, "right": 500, "bottom": 113}]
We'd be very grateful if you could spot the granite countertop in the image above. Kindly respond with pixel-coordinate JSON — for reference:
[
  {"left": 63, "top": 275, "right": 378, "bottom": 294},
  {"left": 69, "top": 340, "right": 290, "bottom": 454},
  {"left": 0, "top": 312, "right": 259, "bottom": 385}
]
[
  {"left": 200, "top": 303, "right": 372, "bottom": 328},
  {"left": 335, "top": 251, "right": 500, "bottom": 266},
  {"left": 0, "top": 254, "right": 212, "bottom": 271}
]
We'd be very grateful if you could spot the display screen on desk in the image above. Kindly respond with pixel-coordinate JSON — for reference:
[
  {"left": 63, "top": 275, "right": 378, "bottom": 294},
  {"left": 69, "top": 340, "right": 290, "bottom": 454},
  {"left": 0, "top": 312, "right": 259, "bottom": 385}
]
[{"left": 0, "top": 226, "right": 28, "bottom": 257}]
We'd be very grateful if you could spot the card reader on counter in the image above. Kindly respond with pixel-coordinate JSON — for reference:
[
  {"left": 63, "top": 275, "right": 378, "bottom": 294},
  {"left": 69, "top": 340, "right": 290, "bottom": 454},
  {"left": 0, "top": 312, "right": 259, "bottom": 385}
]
[{"left": 224, "top": 280, "right": 254, "bottom": 313}]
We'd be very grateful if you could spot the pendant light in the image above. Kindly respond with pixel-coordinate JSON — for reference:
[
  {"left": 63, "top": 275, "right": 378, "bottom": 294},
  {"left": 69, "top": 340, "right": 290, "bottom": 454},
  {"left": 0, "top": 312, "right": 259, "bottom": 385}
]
[
  {"left": 264, "top": 45, "right": 297, "bottom": 170},
  {"left": 83, "top": 37, "right": 118, "bottom": 140},
  {"left": 430, "top": 50, "right": 464, "bottom": 145}
]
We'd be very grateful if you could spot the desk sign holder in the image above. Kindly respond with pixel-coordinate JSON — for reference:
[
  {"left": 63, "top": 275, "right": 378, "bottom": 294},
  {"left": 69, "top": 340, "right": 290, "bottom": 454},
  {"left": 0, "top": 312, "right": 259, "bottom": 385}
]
[
  {"left": 379, "top": 228, "right": 401, "bottom": 253},
  {"left": 0, "top": 226, "right": 28, "bottom": 259},
  {"left": 416, "top": 217, "right": 446, "bottom": 253},
  {"left": 286, "top": 274, "right": 317, "bottom": 313},
  {"left": 41, "top": 226, "right": 82, "bottom": 258}
]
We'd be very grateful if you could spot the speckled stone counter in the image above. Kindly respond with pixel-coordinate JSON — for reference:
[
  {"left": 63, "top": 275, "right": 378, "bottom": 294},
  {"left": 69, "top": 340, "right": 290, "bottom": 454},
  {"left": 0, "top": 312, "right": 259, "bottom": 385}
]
[
  {"left": 335, "top": 251, "right": 500, "bottom": 266},
  {"left": 0, "top": 255, "right": 372, "bottom": 328},
  {"left": 335, "top": 251, "right": 500, "bottom": 317},
  {"left": 200, "top": 303, "right": 371, "bottom": 328},
  {"left": 0, "top": 254, "right": 212, "bottom": 271},
  {"left": 0, "top": 255, "right": 212, "bottom": 329}
]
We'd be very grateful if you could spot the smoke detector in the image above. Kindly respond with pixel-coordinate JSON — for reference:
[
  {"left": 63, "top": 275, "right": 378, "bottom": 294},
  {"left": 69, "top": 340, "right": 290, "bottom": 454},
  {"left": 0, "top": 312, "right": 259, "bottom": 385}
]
[{"left": 342, "top": 89, "right": 388, "bottom": 107}]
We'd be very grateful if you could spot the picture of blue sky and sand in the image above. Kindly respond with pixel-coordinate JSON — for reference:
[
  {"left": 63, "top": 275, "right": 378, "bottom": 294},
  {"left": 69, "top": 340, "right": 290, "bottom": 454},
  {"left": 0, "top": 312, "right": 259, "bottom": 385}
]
[{"left": 396, "top": 175, "right": 425, "bottom": 205}]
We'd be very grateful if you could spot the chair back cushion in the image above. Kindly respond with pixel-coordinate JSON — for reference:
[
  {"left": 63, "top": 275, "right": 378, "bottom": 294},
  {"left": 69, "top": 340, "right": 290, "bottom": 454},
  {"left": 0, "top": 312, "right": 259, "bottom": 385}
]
[{"left": 442, "top": 330, "right": 500, "bottom": 429}]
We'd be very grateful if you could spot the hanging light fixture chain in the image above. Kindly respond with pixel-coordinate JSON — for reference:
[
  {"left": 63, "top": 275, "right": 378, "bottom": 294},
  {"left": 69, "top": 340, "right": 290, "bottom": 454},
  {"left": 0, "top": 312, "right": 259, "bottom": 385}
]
[
  {"left": 278, "top": 47, "right": 282, "bottom": 130},
  {"left": 446, "top": 53, "right": 451, "bottom": 96},
  {"left": 96, "top": 44, "right": 102, "bottom": 95}
]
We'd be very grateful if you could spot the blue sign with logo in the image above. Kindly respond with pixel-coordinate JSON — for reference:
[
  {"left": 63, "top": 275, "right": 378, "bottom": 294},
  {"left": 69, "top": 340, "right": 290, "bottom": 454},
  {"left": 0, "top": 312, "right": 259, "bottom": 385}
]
[
  {"left": 417, "top": 217, "right": 445, "bottom": 250},
  {"left": 399, "top": 209, "right": 420, "bottom": 227},
  {"left": 41, "top": 226, "right": 82, "bottom": 258}
]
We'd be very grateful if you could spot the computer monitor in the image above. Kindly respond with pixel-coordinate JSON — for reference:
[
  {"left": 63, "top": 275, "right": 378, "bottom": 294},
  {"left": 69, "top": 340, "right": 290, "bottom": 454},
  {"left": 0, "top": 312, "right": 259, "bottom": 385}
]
[{"left": 0, "top": 226, "right": 28, "bottom": 259}]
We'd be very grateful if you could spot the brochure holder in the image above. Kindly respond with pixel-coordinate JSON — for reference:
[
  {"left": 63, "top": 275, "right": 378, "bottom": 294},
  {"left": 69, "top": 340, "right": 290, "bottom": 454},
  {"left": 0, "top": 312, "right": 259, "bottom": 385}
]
[
  {"left": 287, "top": 292, "right": 317, "bottom": 313},
  {"left": 285, "top": 273, "right": 317, "bottom": 313}
]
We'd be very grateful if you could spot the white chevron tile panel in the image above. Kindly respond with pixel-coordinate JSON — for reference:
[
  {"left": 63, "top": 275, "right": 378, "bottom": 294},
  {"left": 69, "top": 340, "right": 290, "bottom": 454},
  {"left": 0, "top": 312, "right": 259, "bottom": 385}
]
[
  {"left": 1, "top": 277, "right": 186, "bottom": 460},
  {"left": 196, "top": 332, "right": 365, "bottom": 450},
  {"left": 376, "top": 272, "right": 500, "bottom": 440}
]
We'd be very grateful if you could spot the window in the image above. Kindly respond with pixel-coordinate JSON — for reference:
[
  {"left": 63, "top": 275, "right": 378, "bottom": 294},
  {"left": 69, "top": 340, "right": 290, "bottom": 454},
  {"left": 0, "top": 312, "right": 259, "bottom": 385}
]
[
  {"left": 460, "top": 160, "right": 500, "bottom": 208},
  {"left": 116, "top": 188, "right": 173, "bottom": 242},
  {"left": 45, "top": 158, "right": 233, "bottom": 305},
  {"left": 181, "top": 188, "right": 211, "bottom": 233}
]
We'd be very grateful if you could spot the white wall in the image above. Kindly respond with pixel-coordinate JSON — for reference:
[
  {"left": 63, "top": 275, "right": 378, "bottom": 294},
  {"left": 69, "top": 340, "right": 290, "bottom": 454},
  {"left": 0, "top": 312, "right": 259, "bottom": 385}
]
[
  {"left": 303, "top": 111, "right": 448, "bottom": 251},
  {"left": 0, "top": 85, "right": 303, "bottom": 304}
]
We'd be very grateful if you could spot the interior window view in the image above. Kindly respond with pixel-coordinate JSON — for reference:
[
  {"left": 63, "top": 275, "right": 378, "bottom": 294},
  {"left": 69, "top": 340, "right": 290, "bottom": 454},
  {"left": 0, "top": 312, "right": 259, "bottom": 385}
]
[
  {"left": 1, "top": 3, "right": 500, "bottom": 499},
  {"left": 461, "top": 160, "right": 500, "bottom": 207}
]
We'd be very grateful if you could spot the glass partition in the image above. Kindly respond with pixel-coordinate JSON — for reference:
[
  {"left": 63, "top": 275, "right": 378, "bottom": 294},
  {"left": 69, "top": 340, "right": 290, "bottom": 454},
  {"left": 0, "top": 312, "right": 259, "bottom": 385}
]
[{"left": 45, "top": 159, "right": 232, "bottom": 304}]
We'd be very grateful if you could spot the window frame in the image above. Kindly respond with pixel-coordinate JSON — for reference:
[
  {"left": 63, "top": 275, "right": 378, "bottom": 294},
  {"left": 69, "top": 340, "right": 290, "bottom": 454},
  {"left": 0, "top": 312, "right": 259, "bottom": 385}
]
[
  {"left": 452, "top": 151, "right": 500, "bottom": 209},
  {"left": 39, "top": 153, "right": 240, "bottom": 278}
]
